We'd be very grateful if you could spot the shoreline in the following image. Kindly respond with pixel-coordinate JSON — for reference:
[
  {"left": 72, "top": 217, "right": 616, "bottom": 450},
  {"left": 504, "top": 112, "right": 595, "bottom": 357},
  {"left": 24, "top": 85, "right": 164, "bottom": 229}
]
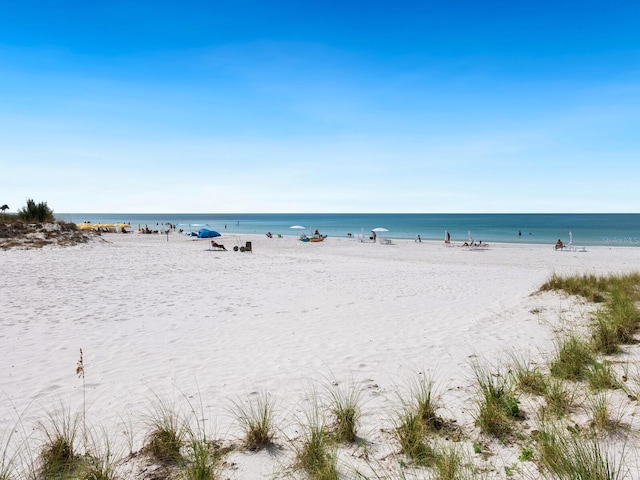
[{"left": 57, "top": 212, "right": 640, "bottom": 247}]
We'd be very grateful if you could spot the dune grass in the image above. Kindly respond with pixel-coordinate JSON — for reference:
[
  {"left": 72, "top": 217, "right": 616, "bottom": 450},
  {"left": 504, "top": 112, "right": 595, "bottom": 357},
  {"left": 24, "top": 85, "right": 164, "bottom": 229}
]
[
  {"left": 392, "top": 374, "right": 448, "bottom": 466},
  {"left": 472, "top": 361, "right": 522, "bottom": 439},
  {"left": 549, "top": 334, "right": 595, "bottom": 381},
  {"left": 540, "top": 273, "right": 611, "bottom": 303},
  {"left": 431, "top": 441, "right": 477, "bottom": 480},
  {"left": 394, "top": 406, "right": 435, "bottom": 466},
  {"left": 534, "top": 421, "right": 627, "bottom": 479},
  {"left": 143, "top": 396, "right": 188, "bottom": 465},
  {"left": 182, "top": 437, "right": 223, "bottom": 480},
  {"left": 324, "top": 380, "right": 364, "bottom": 444},
  {"left": 294, "top": 405, "right": 339, "bottom": 480},
  {"left": 586, "top": 362, "right": 621, "bottom": 392},
  {"left": 541, "top": 378, "right": 575, "bottom": 418},
  {"left": 38, "top": 406, "right": 81, "bottom": 478},
  {"left": 544, "top": 272, "right": 640, "bottom": 358},
  {"left": 80, "top": 426, "right": 119, "bottom": 480},
  {"left": 230, "top": 392, "right": 276, "bottom": 451},
  {"left": 509, "top": 353, "right": 548, "bottom": 397}
]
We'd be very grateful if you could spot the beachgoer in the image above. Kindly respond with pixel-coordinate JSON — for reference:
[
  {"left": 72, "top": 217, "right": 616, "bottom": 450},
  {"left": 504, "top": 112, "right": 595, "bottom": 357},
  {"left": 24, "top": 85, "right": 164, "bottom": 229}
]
[
  {"left": 415, "top": 235, "right": 422, "bottom": 243},
  {"left": 372, "top": 231, "right": 377, "bottom": 242},
  {"left": 211, "top": 240, "right": 227, "bottom": 250},
  {"left": 555, "top": 239, "right": 564, "bottom": 250},
  {"left": 266, "top": 232, "right": 273, "bottom": 238}
]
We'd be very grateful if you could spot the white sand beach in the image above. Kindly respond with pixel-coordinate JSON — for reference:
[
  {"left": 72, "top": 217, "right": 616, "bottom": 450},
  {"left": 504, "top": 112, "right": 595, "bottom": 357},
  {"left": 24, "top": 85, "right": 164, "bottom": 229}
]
[{"left": 2, "top": 233, "right": 640, "bottom": 478}]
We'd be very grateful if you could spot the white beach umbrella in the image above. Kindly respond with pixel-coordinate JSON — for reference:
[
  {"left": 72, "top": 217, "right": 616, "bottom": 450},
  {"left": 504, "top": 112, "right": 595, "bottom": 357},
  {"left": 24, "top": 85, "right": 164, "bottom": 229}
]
[
  {"left": 468, "top": 230, "right": 473, "bottom": 243},
  {"left": 290, "top": 225, "right": 306, "bottom": 238},
  {"left": 371, "top": 227, "right": 388, "bottom": 232}
]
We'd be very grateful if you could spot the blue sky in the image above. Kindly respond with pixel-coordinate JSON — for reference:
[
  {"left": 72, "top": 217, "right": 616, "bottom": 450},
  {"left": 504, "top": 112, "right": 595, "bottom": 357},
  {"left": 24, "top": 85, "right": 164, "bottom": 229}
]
[{"left": 1, "top": 1, "right": 639, "bottom": 213}]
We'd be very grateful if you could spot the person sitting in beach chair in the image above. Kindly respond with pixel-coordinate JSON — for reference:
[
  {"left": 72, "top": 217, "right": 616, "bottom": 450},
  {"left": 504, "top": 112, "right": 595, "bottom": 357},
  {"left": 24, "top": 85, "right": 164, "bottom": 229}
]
[
  {"left": 211, "top": 240, "right": 227, "bottom": 251},
  {"left": 555, "top": 239, "right": 564, "bottom": 250},
  {"left": 266, "top": 232, "right": 273, "bottom": 238}
]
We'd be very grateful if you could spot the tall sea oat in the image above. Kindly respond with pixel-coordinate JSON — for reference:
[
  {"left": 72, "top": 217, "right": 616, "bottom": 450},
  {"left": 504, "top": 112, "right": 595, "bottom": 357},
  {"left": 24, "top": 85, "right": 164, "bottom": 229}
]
[{"left": 76, "top": 348, "right": 87, "bottom": 450}]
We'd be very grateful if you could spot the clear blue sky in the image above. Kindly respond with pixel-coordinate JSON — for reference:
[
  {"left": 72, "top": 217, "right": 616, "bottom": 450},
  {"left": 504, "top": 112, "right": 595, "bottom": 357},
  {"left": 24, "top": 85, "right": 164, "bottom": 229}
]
[{"left": 1, "top": 1, "right": 639, "bottom": 213}]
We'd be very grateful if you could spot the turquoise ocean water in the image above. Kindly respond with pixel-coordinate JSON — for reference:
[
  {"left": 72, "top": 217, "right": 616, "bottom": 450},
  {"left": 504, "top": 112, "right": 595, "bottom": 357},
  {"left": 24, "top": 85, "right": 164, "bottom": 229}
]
[{"left": 59, "top": 213, "right": 640, "bottom": 247}]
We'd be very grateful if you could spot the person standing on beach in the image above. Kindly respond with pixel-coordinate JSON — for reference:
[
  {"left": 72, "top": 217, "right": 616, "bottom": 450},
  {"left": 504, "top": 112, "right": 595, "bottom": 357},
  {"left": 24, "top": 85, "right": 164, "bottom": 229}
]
[{"left": 372, "top": 230, "right": 377, "bottom": 242}]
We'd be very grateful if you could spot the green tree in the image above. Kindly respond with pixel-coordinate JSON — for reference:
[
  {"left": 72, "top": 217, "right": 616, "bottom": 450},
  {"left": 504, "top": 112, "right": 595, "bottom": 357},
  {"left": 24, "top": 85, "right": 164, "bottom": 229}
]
[{"left": 18, "top": 199, "right": 55, "bottom": 222}]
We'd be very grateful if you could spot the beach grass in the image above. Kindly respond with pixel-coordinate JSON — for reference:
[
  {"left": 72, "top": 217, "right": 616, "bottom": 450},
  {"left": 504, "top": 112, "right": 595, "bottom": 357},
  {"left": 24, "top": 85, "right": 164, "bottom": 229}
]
[
  {"left": 534, "top": 421, "right": 626, "bottom": 479},
  {"left": 509, "top": 353, "right": 548, "bottom": 397},
  {"left": 182, "top": 437, "right": 223, "bottom": 480},
  {"left": 80, "top": 426, "right": 119, "bottom": 480},
  {"left": 472, "top": 361, "right": 522, "bottom": 439},
  {"left": 549, "top": 334, "right": 595, "bottom": 381},
  {"left": 293, "top": 404, "right": 339, "bottom": 480},
  {"left": 586, "top": 362, "right": 621, "bottom": 392},
  {"left": 230, "top": 392, "right": 276, "bottom": 451},
  {"left": 393, "top": 406, "right": 435, "bottom": 466},
  {"left": 324, "top": 380, "right": 363, "bottom": 444},
  {"left": 431, "top": 441, "right": 476, "bottom": 480},
  {"left": 38, "top": 405, "right": 81, "bottom": 478},
  {"left": 541, "top": 378, "right": 575, "bottom": 418},
  {"left": 143, "top": 396, "right": 188, "bottom": 465}
]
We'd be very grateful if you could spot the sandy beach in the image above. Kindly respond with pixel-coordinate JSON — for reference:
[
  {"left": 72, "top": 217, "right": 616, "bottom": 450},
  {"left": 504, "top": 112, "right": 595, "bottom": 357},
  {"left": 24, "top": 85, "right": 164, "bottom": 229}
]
[{"left": 2, "top": 232, "right": 640, "bottom": 478}]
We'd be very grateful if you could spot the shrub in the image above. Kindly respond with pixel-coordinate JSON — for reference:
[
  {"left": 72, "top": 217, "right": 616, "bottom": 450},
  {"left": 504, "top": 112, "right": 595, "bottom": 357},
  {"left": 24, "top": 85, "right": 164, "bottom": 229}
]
[{"left": 18, "top": 199, "right": 55, "bottom": 223}]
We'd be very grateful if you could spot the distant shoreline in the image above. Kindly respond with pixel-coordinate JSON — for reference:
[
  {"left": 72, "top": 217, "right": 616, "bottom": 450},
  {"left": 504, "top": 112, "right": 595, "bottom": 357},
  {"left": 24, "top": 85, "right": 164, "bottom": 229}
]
[{"left": 58, "top": 212, "right": 640, "bottom": 247}]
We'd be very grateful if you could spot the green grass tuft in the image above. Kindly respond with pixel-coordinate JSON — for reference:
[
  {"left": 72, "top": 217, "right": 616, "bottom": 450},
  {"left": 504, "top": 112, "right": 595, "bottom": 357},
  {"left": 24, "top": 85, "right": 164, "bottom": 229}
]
[
  {"left": 549, "top": 335, "right": 595, "bottom": 381},
  {"left": 325, "top": 381, "right": 363, "bottom": 444},
  {"left": 472, "top": 362, "right": 522, "bottom": 439},
  {"left": 143, "top": 396, "right": 187, "bottom": 464},
  {"left": 231, "top": 392, "right": 276, "bottom": 451},
  {"left": 535, "top": 421, "right": 626, "bottom": 479},
  {"left": 38, "top": 406, "right": 81, "bottom": 478}
]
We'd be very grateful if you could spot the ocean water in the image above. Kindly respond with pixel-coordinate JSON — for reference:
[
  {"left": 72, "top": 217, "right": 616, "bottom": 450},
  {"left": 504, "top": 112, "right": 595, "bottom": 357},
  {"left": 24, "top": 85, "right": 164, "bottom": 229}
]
[{"left": 59, "top": 213, "right": 640, "bottom": 247}]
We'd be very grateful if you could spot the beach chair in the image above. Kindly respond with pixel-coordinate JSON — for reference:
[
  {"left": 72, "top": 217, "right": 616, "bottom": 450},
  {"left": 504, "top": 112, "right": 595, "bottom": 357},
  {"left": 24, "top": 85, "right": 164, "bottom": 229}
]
[{"left": 379, "top": 236, "right": 393, "bottom": 245}]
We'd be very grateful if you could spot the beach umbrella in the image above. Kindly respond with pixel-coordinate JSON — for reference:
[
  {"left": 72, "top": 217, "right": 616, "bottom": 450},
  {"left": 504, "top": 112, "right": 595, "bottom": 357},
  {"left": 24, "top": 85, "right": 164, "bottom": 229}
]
[
  {"left": 371, "top": 227, "right": 388, "bottom": 232},
  {"left": 290, "top": 225, "right": 306, "bottom": 238}
]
